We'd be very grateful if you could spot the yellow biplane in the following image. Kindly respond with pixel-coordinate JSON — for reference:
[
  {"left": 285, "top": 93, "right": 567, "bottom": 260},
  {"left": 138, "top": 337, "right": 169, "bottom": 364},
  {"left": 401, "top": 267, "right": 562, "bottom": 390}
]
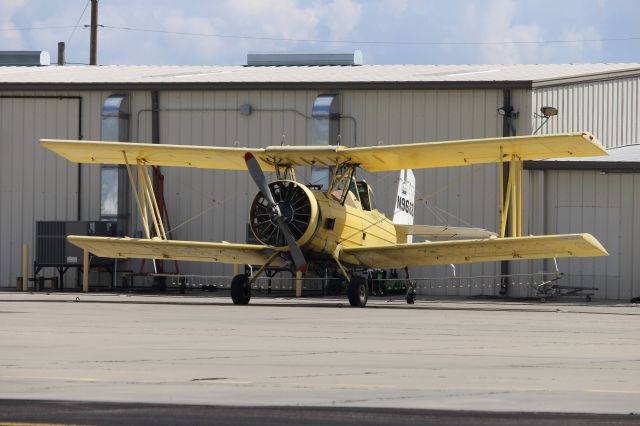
[{"left": 40, "top": 132, "right": 608, "bottom": 307}]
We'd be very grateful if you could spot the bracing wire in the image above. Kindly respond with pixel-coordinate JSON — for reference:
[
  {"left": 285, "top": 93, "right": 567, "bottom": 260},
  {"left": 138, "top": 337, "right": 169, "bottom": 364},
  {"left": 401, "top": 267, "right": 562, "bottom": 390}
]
[{"left": 411, "top": 165, "right": 486, "bottom": 228}]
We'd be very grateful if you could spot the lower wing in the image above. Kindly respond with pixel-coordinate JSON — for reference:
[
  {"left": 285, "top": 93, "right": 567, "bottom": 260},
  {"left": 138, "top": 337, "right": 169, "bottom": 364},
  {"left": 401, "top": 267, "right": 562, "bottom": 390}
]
[
  {"left": 339, "top": 233, "right": 608, "bottom": 268},
  {"left": 67, "top": 236, "right": 289, "bottom": 266}
]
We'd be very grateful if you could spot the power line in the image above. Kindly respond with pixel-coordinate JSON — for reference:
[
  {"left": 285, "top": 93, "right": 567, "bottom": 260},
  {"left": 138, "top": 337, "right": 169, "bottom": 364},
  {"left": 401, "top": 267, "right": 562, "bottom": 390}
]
[
  {"left": 98, "top": 24, "right": 640, "bottom": 46},
  {"left": 66, "top": 0, "right": 91, "bottom": 46},
  {"left": 4, "top": 22, "right": 640, "bottom": 47},
  {"left": 0, "top": 25, "right": 80, "bottom": 32}
]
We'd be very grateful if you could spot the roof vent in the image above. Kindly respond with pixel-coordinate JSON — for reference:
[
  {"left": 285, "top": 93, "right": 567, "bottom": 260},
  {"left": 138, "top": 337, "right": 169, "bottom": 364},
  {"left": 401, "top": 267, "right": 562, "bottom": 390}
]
[
  {"left": 0, "top": 51, "right": 50, "bottom": 66},
  {"left": 247, "top": 50, "right": 363, "bottom": 66}
]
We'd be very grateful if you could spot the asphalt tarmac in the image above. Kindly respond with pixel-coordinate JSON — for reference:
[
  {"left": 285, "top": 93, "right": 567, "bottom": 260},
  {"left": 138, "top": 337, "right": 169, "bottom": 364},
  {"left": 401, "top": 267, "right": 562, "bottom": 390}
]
[
  {"left": 0, "top": 293, "right": 639, "bottom": 424},
  {"left": 1, "top": 399, "right": 639, "bottom": 425}
]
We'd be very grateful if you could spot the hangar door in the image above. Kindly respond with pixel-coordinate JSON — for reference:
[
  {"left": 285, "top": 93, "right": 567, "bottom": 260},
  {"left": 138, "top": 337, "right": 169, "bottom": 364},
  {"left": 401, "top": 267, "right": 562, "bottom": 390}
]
[
  {"left": 541, "top": 169, "right": 639, "bottom": 300},
  {"left": 0, "top": 97, "right": 80, "bottom": 287}
]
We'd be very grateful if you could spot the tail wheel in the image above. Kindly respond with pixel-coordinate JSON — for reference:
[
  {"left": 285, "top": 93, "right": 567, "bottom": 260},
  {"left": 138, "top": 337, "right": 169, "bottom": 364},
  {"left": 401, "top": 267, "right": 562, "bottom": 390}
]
[
  {"left": 348, "top": 275, "right": 368, "bottom": 307},
  {"left": 231, "top": 274, "right": 251, "bottom": 305}
]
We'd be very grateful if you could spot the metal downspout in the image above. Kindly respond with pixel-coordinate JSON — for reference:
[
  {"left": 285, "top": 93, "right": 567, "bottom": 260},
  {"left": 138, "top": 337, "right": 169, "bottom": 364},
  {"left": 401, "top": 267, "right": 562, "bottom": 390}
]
[
  {"left": 500, "top": 90, "right": 515, "bottom": 296},
  {"left": 150, "top": 91, "right": 163, "bottom": 276}
]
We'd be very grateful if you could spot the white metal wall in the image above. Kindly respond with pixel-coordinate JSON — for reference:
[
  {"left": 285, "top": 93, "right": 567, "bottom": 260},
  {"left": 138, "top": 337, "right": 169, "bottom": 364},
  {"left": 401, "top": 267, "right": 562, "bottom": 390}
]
[
  {"left": 0, "top": 90, "right": 138, "bottom": 287},
  {"left": 531, "top": 169, "right": 639, "bottom": 300},
  {"left": 532, "top": 77, "right": 640, "bottom": 148},
  {"left": 0, "top": 95, "right": 80, "bottom": 286},
  {"left": 518, "top": 77, "right": 640, "bottom": 300}
]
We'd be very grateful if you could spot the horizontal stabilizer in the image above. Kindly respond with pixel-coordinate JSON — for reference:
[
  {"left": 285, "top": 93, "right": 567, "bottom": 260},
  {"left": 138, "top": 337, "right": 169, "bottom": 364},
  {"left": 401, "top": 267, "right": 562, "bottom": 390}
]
[
  {"left": 395, "top": 224, "right": 497, "bottom": 239},
  {"left": 340, "top": 233, "right": 608, "bottom": 268},
  {"left": 67, "top": 236, "right": 288, "bottom": 266}
]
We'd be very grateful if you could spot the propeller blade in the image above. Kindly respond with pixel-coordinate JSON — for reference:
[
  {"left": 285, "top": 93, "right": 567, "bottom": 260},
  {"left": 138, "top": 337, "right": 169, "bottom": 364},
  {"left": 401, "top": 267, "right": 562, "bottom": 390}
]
[
  {"left": 244, "top": 152, "right": 276, "bottom": 207},
  {"left": 275, "top": 216, "right": 308, "bottom": 273},
  {"left": 244, "top": 152, "right": 308, "bottom": 273}
]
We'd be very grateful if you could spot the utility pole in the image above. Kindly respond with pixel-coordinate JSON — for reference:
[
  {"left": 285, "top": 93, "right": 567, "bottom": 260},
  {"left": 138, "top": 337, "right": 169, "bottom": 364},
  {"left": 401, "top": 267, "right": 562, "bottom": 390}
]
[{"left": 89, "top": 0, "right": 98, "bottom": 65}]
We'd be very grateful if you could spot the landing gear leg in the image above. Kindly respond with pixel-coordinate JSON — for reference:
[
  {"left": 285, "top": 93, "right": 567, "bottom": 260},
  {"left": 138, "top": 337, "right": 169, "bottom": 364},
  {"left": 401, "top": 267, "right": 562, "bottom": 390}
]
[
  {"left": 404, "top": 267, "right": 416, "bottom": 304},
  {"left": 405, "top": 281, "right": 417, "bottom": 304},
  {"left": 231, "top": 274, "right": 251, "bottom": 305},
  {"left": 231, "top": 253, "right": 281, "bottom": 305},
  {"left": 348, "top": 275, "right": 368, "bottom": 307}
]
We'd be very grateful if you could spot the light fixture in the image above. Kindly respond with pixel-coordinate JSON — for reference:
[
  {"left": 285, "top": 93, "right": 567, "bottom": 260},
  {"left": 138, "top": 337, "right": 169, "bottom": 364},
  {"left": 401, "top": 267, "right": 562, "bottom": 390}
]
[
  {"left": 533, "top": 106, "right": 559, "bottom": 134},
  {"left": 497, "top": 105, "right": 518, "bottom": 118},
  {"left": 540, "top": 106, "right": 558, "bottom": 117}
]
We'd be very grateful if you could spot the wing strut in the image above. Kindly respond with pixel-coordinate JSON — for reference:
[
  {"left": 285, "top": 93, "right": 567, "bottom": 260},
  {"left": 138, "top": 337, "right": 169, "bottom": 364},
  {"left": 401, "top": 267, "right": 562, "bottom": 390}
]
[
  {"left": 499, "top": 150, "right": 524, "bottom": 238},
  {"left": 123, "top": 151, "right": 167, "bottom": 241}
]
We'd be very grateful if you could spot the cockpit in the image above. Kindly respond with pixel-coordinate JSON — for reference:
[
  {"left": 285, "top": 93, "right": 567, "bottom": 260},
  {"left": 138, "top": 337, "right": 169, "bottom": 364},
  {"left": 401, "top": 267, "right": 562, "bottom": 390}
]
[
  {"left": 328, "top": 172, "right": 376, "bottom": 212},
  {"left": 356, "top": 180, "right": 376, "bottom": 211}
]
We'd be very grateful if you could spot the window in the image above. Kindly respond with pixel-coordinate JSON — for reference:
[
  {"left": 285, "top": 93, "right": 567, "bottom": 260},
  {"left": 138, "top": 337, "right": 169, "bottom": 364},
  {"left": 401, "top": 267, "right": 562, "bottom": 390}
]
[{"left": 356, "top": 180, "right": 374, "bottom": 211}]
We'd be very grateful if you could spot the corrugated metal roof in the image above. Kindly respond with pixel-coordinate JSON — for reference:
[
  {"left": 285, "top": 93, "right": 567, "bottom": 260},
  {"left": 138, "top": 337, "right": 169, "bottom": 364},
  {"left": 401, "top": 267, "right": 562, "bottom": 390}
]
[{"left": 0, "top": 63, "right": 639, "bottom": 90}]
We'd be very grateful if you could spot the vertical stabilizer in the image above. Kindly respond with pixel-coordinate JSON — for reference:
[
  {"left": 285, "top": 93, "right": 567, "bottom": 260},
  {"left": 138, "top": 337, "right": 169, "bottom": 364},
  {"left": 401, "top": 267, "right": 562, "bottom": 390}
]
[{"left": 393, "top": 170, "right": 416, "bottom": 243}]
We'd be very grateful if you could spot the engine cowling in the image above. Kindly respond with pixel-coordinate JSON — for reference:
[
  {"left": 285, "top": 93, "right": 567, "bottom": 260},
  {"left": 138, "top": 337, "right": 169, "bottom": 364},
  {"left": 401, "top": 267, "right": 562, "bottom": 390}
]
[{"left": 249, "top": 180, "right": 319, "bottom": 248}]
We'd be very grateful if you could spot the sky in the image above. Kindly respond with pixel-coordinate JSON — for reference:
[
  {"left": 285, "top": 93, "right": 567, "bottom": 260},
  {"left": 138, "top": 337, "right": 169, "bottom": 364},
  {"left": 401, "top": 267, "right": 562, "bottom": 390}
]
[{"left": 1, "top": 0, "right": 639, "bottom": 66}]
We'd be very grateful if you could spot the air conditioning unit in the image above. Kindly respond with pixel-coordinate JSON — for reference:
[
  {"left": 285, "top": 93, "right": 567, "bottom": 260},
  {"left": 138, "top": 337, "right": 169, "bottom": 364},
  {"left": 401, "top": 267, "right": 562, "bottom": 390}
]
[{"left": 36, "top": 221, "right": 117, "bottom": 266}]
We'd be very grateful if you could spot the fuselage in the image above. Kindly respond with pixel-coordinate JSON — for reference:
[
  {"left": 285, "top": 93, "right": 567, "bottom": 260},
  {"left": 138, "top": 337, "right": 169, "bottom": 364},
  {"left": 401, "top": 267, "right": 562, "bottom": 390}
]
[
  {"left": 304, "top": 189, "right": 398, "bottom": 255},
  {"left": 248, "top": 180, "right": 400, "bottom": 267}
]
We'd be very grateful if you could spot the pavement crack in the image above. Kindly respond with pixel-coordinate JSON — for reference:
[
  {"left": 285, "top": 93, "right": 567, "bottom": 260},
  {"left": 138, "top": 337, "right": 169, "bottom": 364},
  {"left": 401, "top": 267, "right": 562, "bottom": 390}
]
[
  {"left": 336, "top": 394, "right": 424, "bottom": 404},
  {"left": 191, "top": 377, "right": 227, "bottom": 382},
  {"left": 267, "top": 371, "right": 383, "bottom": 379}
]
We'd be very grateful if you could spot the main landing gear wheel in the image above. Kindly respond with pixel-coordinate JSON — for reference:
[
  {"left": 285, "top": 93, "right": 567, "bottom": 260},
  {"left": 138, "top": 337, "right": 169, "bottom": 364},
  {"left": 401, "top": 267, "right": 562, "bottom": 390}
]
[
  {"left": 348, "top": 275, "right": 368, "bottom": 307},
  {"left": 231, "top": 274, "right": 251, "bottom": 305}
]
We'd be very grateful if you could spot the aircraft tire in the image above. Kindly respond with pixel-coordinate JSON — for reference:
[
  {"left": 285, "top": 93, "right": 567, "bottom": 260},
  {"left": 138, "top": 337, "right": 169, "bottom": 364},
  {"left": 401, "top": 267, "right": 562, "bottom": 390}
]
[
  {"left": 348, "top": 275, "right": 368, "bottom": 307},
  {"left": 231, "top": 274, "right": 251, "bottom": 305}
]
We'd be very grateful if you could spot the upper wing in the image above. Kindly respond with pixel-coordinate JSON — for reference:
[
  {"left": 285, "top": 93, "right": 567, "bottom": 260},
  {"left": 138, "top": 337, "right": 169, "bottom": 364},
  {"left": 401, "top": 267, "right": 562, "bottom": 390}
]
[
  {"left": 40, "top": 139, "right": 272, "bottom": 170},
  {"left": 394, "top": 224, "right": 497, "bottom": 239},
  {"left": 41, "top": 132, "right": 605, "bottom": 172},
  {"left": 67, "top": 236, "right": 289, "bottom": 266},
  {"left": 346, "top": 132, "right": 606, "bottom": 172},
  {"left": 339, "top": 233, "right": 608, "bottom": 268}
]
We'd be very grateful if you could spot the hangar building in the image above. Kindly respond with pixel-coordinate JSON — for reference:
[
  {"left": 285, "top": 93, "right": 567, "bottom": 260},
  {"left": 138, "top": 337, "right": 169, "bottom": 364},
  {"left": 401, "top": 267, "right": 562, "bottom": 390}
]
[{"left": 1, "top": 58, "right": 639, "bottom": 299}]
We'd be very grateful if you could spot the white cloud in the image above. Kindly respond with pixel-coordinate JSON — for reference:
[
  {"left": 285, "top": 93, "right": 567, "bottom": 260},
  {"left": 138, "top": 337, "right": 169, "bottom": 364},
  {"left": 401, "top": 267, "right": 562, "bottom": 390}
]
[
  {"left": 556, "top": 26, "right": 603, "bottom": 62},
  {"left": 227, "top": 0, "right": 321, "bottom": 40},
  {"left": 0, "top": 0, "right": 623, "bottom": 65},
  {"left": 96, "top": 0, "right": 362, "bottom": 64},
  {"left": 452, "top": 0, "right": 605, "bottom": 64},
  {"left": 376, "top": 0, "right": 430, "bottom": 18},
  {"left": 1, "top": 0, "right": 347, "bottom": 64},
  {"left": 157, "top": 11, "right": 225, "bottom": 64},
  {"left": 320, "top": 0, "right": 363, "bottom": 40},
  {"left": 456, "top": 0, "right": 543, "bottom": 63},
  {"left": 0, "top": 0, "right": 28, "bottom": 49}
]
